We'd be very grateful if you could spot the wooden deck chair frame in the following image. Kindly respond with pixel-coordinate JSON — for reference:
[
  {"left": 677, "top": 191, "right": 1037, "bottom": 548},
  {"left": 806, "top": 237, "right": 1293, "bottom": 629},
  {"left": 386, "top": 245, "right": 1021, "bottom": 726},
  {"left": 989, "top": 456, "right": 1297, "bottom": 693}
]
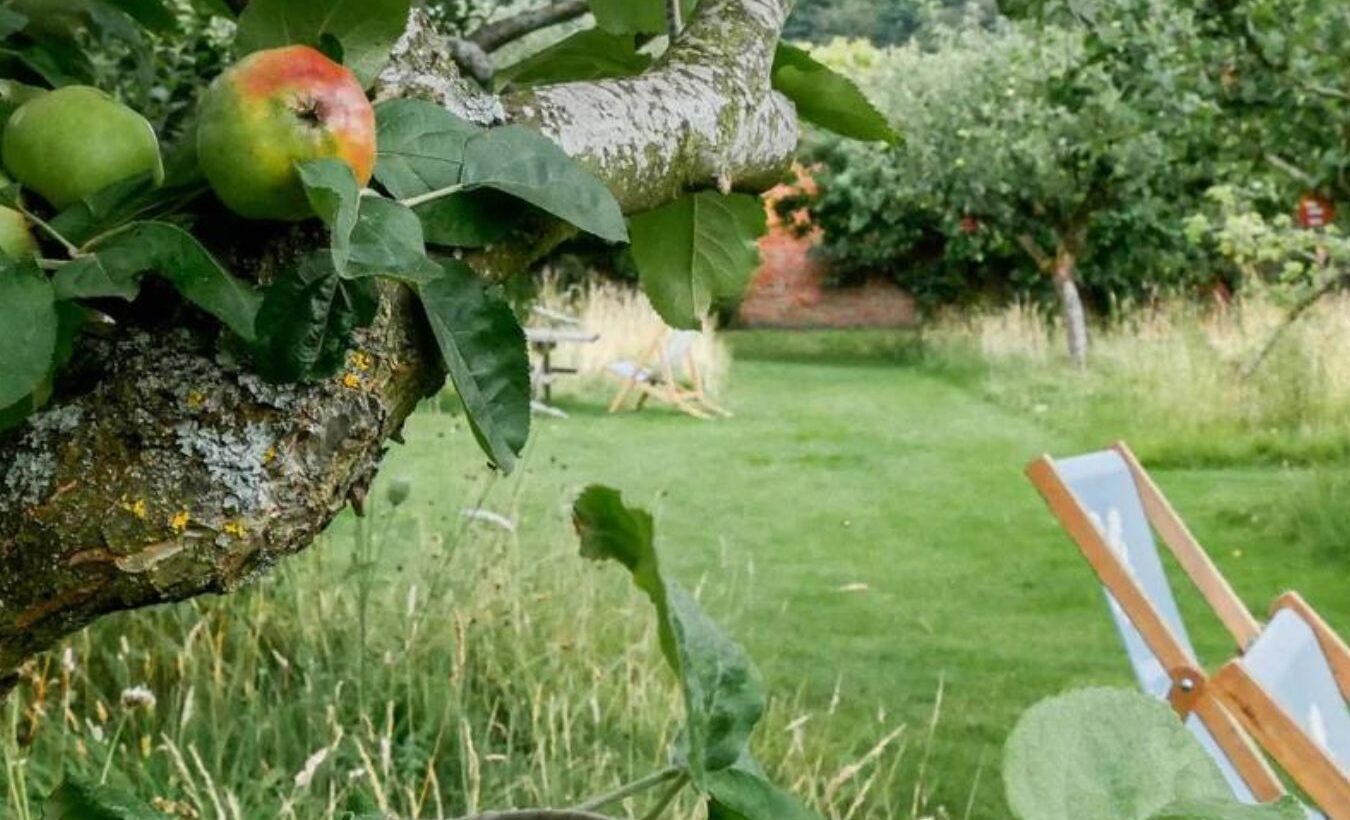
[
  {"left": 607, "top": 332, "right": 730, "bottom": 419},
  {"left": 1029, "top": 442, "right": 1350, "bottom": 816},
  {"left": 1026, "top": 446, "right": 1287, "bottom": 805}
]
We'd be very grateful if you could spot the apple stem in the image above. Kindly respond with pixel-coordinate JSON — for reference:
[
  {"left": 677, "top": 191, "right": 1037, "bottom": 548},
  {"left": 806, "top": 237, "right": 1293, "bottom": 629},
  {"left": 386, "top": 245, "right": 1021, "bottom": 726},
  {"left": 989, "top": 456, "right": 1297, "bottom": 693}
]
[
  {"left": 16, "top": 203, "right": 81, "bottom": 258},
  {"left": 399, "top": 183, "right": 469, "bottom": 210}
]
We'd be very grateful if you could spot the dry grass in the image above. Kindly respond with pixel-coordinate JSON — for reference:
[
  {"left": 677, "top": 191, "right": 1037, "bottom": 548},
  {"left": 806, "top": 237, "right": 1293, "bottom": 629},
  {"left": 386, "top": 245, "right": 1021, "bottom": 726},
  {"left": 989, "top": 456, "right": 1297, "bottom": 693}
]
[
  {"left": 531, "top": 275, "right": 732, "bottom": 398},
  {"left": 925, "top": 294, "right": 1350, "bottom": 465}
]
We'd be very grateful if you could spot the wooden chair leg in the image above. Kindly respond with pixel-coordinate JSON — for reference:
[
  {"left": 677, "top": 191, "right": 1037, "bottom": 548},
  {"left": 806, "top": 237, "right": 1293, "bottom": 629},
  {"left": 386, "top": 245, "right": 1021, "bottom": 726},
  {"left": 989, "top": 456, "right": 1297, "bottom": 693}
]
[{"left": 609, "top": 377, "right": 638, "bottom": 413}]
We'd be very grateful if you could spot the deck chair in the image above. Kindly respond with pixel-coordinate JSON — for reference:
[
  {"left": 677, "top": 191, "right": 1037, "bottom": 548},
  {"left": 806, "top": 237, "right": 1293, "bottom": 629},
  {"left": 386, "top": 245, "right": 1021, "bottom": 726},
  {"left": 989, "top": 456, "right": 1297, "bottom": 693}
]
[
  {"left": 1027, "top": 443, "right": 1350, "bottom": 817},
  {"left": 606, "top": 330, "right": 729, "bottom": 419}
]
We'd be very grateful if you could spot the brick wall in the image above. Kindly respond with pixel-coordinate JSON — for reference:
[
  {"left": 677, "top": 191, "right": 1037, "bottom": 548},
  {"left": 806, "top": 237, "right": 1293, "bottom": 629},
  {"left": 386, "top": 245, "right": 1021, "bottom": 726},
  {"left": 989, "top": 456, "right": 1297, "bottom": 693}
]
[{"left": 738, "top": 231, "right": 917, "bottom": 329}]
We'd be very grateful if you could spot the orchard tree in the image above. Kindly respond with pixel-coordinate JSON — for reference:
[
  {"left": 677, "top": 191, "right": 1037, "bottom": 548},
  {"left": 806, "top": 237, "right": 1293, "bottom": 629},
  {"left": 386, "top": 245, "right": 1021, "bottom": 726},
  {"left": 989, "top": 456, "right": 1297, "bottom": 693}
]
[
  {"left": 804, "top": 1, "right": 1227, "bottom": 365},
  {"left": 0, "top": 0, "right": 889, "bottom": 815}
]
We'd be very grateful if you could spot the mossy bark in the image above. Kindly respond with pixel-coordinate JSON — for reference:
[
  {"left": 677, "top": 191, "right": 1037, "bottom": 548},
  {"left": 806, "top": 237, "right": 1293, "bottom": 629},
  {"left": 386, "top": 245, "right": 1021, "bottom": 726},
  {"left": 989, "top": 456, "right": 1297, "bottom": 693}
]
[{"left": 0, "top": 0, "right": 797, "bottom": 691}]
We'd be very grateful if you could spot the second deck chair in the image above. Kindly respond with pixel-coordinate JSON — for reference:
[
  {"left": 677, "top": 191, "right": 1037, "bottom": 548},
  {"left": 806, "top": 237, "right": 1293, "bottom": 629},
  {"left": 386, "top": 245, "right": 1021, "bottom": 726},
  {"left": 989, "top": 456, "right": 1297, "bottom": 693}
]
[
  {"left": 1028, "top": 444, "right": 1350, "bottom": 817},
  {"left": 606, "top": 330, "right": 729, "bottom": 419}
]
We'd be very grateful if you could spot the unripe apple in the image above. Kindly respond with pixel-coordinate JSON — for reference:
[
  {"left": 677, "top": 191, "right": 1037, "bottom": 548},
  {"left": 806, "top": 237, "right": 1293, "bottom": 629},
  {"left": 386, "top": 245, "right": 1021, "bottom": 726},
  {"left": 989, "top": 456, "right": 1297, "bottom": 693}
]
[
  {"left": 197, "top": 45, "right": 377, "bottom": 221},
  {"left": 2, "top": 86, "right": 164, "bottom": 210},
  {"left": 0, "top": 172, "right": 36, "bottom": 262}
]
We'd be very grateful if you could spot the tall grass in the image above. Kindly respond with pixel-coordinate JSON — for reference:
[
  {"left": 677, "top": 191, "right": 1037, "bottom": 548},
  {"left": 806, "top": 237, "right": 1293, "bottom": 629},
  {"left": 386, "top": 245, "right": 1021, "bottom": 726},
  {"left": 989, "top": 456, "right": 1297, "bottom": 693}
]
[
  {"left": 923, "top": 294, "right": 1350, "bottom": 466},
  {"left": 531, "top": 276, "right": 732, "bottom": 398},
  {"left": 1, "top": 474, "right": 925, "bottom": 819}
]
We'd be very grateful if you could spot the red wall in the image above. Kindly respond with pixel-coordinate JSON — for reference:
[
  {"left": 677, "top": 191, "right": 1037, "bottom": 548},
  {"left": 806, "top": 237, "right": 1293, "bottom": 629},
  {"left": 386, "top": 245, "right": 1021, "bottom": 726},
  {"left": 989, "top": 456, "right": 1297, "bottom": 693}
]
[{"left": 738, "top": 231, "right": 917, "bottom": 329}]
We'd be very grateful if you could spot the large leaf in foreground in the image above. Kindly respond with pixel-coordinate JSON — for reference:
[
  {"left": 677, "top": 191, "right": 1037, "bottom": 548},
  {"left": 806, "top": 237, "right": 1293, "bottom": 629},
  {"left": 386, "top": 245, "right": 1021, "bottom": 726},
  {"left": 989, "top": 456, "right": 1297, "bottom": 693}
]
[
  {"left": 1148, "top": 799, "right": 1305, "bottom": 820},
  {"left": 573, "top": 486, "right": 765, "bottom": 784},
  {"left": 87, "top": 222, "right": 261, "bottom": 341},
  {"left": 772, "top": 44, "right": 898, "bottom": 144},
  {"left": 373, "top": 99, "right": 481, "bottom": 200},
  {"left": 1003, "top": 688, "right": 1234, "bottom": 820},
  {"left": 707, "top": 765, "right": 822, "bottom": 820},
  {"left": 235, "top": 0, "right": 411, "bottom": 86},
  {"left": 297, "top": 158, "right": 361, "bottom": 273},
  {"left": 417, "top": 260, "right": 531, "bottom": 472},
  {"left": 0, "top": 262, "right": 57, "bottom": 410},
  {"left": 629, "top": 191, "right": 766, "bottom": 329},
  {"left": 461, "top": 126, "right": 628, "bottom": 243}
]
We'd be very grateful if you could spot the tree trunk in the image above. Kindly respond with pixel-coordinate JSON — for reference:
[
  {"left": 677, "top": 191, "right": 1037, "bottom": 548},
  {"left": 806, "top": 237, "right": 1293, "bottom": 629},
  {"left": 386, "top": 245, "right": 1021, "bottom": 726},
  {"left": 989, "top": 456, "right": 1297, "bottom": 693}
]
[
  {"left": 0, "top": 0, "right": 798, "bottom": 691},
  {"left": 1053, "top": 248, "right": 1089, "bottom": 368}
]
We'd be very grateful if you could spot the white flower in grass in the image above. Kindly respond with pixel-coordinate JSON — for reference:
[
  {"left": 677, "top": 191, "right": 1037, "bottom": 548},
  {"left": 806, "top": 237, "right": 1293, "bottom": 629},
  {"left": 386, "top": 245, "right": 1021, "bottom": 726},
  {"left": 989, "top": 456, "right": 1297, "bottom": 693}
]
[{"left": 120, "top": 684, "right": 157, "bottom": 712}]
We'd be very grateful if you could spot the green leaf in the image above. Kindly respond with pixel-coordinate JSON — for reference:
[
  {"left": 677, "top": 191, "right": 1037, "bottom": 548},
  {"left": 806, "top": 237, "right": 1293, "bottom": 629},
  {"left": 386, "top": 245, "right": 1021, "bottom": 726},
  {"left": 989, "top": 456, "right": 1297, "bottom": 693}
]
[
  {"left": 49, "top": 172, "right": 163, "bottom": 247},
  {"left": 573, "top": 486, "right": 766, "bottom": 784},
  {"left": 771, "top": 44, "right": 898, "bottom": 144},
  {"left": 495, "top": 29, "right": 652, "bottom": 89},
  {"left": 297, "top": 158, "right": 361, "bottom": 273},
  {"left": 1003, "top": 688, "right": 1235, "bottom": 820},
  {"left": 0, "top": 260, "right": 57, "bottom": 410},
  {"left": 252, "top": 253, "right": 375, "bottom": 382},
  {"left": 347, "top": 196, "right": 441, "bottom": 282},
  {"left": 416, "top": 260, "right": 531, "bottom": 472},
  {"left": 1148, "top": 798, "right": 1306, "bottom": 820},
  {"left": 373, "top": 99, "right": 481, "bottom": 200},
  {"left": 629, "top": 191, "right": 766, "bottom": 329},
  {"left": 461, "top": 125, "right": 627, "bottom": 243},
  {"left": 416, "top": 190, "right": 517, "bottom": 249},
  {"left": 86, "top": 222, "right": 261, "bottom": 341},
  {"left": 43, "top": 772, "right": 157, "bottom": 819},
  {"left": 590, "top": 0, "right": 696, "bottom": 35},
  {"left": 51, "top": 255, "right": 139, "bottom": 301},
  {"left": 707, "top": 765, "right": 822, "bottom": 820},
  {"left": 235, "top": 0, "right": 413, "bottom": 87},
  {"left": 100, "top": 0, "right": 177, "bottom": 32}
]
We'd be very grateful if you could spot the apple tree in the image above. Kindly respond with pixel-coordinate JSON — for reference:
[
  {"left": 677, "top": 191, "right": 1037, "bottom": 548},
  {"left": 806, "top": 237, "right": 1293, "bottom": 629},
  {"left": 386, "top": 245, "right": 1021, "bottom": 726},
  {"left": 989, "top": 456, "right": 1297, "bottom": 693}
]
[{"left": 0, "top": 0, "right": 890, "bottom": 815}]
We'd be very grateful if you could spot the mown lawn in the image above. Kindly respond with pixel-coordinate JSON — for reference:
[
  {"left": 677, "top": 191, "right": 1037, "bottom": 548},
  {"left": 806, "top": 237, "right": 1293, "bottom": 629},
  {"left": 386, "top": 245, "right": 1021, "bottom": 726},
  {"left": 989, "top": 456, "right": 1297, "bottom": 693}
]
[{"left": 365, "top": 329, "right": 1350, "bottom": 817}]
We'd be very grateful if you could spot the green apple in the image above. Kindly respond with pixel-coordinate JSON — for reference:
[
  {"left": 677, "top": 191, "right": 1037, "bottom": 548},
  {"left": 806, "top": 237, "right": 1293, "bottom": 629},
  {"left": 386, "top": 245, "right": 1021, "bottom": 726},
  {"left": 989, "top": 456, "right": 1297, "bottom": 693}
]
[
  {"left": 0, "top": 80, "right": 46, "bottom": 138},
  {"left": 2, "top": 86, "right": 164, "bottom": 210},
  {"left": 197, "top": 45, "right": 377, "bottom": 221},
  {"left": 0, "top": 172, "right": 36, "bottom": 261}
]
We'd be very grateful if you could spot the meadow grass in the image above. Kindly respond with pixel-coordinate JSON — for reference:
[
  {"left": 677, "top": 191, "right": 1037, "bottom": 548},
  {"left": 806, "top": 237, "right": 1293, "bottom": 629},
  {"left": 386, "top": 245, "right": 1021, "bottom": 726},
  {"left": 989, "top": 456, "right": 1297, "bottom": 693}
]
[{"left": 5, "top": 297, "right": 1350, "bottom": 819}]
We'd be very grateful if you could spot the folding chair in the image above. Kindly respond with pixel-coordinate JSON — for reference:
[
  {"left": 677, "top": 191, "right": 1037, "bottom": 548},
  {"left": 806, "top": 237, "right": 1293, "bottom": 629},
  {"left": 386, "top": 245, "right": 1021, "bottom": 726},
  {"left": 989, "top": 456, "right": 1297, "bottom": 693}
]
[
  {"left": 606, "top": 330, "right": 729, "bottom": 419},
  {"left": 1027, "top": 443, "right": 1350, "bottom": 818}
]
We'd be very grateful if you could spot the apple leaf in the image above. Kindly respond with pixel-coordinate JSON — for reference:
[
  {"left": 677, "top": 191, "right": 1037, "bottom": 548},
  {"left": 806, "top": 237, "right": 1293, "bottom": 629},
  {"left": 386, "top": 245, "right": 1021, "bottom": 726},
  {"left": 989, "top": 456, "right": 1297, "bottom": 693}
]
[
  {"left": 252, "top": 253, "right": 377, "bottom": 383},
  {"left": 495, "top": 29, "right": 652, "bottom": 89},
  {"left": 43, "top": 773, "right": 158, "bottom": 820},
  {"left": 235, "top": 0, "right": 412, "bottom": 87},
  {"left": 373, "top": 99, "right": 482, "bottom": 200},
  {"left": 461, "top": 125, "right": 628, "bottom": 243},
  {"left": 416, "top": 260, "right": 531, "bottom": 473},
  {"left": 52, "top": 256, "right": 139, "bottom": 301},
  {"left": 590, "top": 0, "right": 697, "bottom": 35},
  {"left": 100, "top": 0, "right": 178, "bottom": 33},
  {"left": 629, "top": 191, "right": 766, "bottom": 329},
  {"left": 49, "top": 172, "right": 166, "bottom": 248},
  {"left": 417, "top": 190, "right": 519, "bottom": 249},
  {"left": 707, "top": 765, "right": 823, "bottom": 820},
  {"left": 297, "top": 158, "right": 361, "bottom": 273},
  {"left": 85, "top": 221, "right": 262, "bottom": 341},
  {"left": 572, "top": 486, "right": 766, "bottom": 784},
  {"left": 0, "top": 259, "right": 58, "bottom": 411},
  {"left": 346, "top": 197, "right": 443, "bottom": 283},
  {"left": 771, "top": 44, "right": 898, "bottom": 144}
]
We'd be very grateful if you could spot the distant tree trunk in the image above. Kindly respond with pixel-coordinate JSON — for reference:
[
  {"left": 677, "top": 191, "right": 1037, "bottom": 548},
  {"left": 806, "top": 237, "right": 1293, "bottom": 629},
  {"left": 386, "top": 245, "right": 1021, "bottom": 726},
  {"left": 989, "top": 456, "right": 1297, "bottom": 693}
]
[
  {"left": 1053, "top": 247, "right": 1088, "bottom": 368},
  {"left": 1015, "top": 231, "right": 1090, "bottom": 367}
]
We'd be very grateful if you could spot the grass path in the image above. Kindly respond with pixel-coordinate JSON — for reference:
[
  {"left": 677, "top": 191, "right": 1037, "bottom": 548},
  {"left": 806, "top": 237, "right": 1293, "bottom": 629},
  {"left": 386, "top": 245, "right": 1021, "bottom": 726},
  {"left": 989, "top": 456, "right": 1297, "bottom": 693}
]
[{"left": 383, "top": 345, "right": 1350, "bottom": 817}]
